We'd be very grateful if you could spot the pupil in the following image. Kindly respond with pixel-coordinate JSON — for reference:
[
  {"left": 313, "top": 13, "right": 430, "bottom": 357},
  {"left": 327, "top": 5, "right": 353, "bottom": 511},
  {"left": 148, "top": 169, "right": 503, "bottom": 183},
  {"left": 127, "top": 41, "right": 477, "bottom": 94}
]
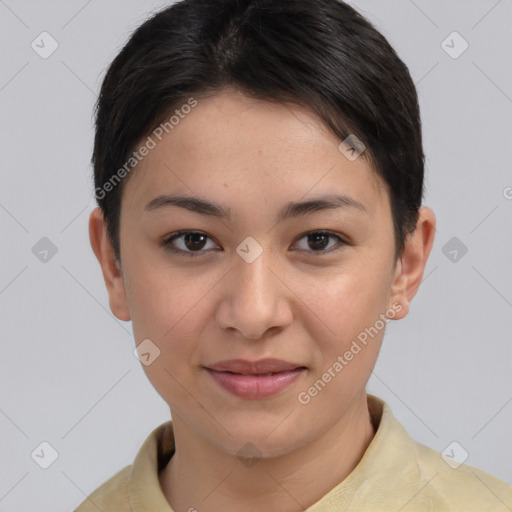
[
  {"left": 185, "top": 233, "right": 206, "bottom": 250},
  {"left": 309, "top": 233, "right": 328, "bottom": 251},
  {"left": 182, "top": 233, "right": 329, "bottom": 252}
]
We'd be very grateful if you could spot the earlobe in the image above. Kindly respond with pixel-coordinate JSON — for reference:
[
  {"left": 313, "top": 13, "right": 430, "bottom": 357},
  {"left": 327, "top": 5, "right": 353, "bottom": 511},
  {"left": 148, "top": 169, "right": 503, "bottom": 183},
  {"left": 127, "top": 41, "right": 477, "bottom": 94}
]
[
  {"left": 88, "top": 207, "right": 131, "bottom": 321},
  {"left": 388, "top": 206, "right": 436, "bottom": 320}
]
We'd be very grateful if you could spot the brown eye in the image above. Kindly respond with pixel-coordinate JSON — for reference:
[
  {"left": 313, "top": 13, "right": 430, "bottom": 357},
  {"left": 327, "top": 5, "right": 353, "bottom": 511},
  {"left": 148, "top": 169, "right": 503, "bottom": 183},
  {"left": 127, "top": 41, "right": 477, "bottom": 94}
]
[
  {"left": 162, "top": 231, "right": 220, "bottom": 257},
  {"left": 307, "top": 232, "right": 330, "bottom": 251},
  {"left": 183, "top": 232, "right": 208, "bottom": 250},
  {"left": 162, "top": 230, "right": 346, "bottom": 258},
  {"left": 293, "top": 231, "right": 346, "bottom": 254}
]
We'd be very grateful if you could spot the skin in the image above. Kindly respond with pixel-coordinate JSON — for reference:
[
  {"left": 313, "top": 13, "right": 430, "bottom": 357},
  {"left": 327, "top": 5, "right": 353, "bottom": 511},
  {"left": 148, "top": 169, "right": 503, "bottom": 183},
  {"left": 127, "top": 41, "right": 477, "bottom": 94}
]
[{"left": 89, "top": 88, "right": 436, "bottom": 512}]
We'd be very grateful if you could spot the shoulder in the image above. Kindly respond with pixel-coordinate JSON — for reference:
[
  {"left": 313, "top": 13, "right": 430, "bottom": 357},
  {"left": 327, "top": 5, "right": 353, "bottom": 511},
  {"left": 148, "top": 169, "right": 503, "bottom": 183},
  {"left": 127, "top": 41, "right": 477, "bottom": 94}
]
[
  {"left": 74, "top": 465, "right": 132, "bottom": 511},
  {"left": 413, "top": 440, "right": 512, "bottom": 511},
  {"left": 364, "top": 396, "right": 511, "bottom": 511},
  {"left": 73, "top": 420, "right": 175, "bottom": 511}
]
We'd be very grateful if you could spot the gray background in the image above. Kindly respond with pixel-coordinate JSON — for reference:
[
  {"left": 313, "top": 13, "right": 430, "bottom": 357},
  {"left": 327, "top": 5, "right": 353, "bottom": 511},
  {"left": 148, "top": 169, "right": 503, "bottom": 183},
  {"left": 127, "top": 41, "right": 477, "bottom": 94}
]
[{"left": 1, "top": 0, "right": 511, "bottom": 510}]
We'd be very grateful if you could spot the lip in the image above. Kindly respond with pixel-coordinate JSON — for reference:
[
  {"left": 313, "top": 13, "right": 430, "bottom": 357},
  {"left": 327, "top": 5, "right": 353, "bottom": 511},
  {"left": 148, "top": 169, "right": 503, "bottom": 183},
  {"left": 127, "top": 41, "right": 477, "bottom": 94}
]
[
  {"left": 206, "top": 358, "right": 305, "bottom": 374},
  {"left": 204, "top": 359, "right": 307, "bottom": 399}
]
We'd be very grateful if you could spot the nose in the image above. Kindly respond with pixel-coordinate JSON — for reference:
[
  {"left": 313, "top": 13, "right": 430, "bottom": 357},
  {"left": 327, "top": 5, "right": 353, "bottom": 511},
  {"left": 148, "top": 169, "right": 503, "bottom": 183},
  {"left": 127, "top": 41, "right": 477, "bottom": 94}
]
[{"left": 215, "top": 246, "right": 293, "bottom": 340}]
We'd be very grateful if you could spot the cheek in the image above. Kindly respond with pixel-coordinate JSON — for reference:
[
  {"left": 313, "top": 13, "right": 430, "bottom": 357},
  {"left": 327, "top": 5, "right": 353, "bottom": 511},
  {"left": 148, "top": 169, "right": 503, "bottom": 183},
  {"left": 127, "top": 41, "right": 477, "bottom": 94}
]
[
  {"left": 123, "top": 252, "right": 190, "bottom": 329},
  {"left": 295, "top": 257, "right": 392, "bottom": 384},
  {"left": 303, "top": 259, "right": 391, "bottom": 332},
  {"left": 124, "top": 258, "right": 222, "bottom": 373},
  {"left": 296, "top": 273, "right": 388, "bottom": 407},
  {"left": 126, "top": 263, "right": 206, "bottom": 406}
]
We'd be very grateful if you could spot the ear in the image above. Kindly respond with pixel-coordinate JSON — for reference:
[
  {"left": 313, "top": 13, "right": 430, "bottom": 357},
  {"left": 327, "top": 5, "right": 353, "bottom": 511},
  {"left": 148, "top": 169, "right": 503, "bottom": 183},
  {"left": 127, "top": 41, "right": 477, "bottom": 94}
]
[
  {"left": 388, "top": 206, "right": 436, "bottom": 320},
  {"left": 89, "top": 207, "right": 131, "bottom": 321}
]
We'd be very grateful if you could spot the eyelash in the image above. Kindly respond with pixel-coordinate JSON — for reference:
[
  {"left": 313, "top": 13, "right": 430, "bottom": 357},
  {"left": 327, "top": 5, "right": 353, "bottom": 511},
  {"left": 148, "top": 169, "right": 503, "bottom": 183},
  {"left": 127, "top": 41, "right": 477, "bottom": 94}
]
[{"left": 161, "top": 230, "right": 347, "bottom": 258}]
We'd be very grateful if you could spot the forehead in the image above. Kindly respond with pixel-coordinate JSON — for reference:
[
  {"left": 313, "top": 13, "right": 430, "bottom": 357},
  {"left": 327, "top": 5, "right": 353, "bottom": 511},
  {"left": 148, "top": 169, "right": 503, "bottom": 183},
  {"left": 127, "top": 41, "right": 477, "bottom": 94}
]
[{"left": 122, "top": 89, "right": 388, "bottom": 217}]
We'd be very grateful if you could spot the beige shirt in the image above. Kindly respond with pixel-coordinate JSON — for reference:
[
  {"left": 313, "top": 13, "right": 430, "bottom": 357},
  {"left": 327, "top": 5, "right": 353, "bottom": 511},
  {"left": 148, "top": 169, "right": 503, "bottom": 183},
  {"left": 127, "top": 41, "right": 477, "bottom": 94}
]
[{"left": 75, "top": 395, "right": 511, "bottom": 511}]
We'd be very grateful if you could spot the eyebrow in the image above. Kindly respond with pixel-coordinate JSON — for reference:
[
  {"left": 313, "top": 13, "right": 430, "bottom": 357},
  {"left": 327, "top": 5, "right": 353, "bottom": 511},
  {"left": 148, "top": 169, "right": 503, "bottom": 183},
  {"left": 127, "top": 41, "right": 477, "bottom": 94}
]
[{"left": 144, "top": 193, "right": 367, "bottom": 221}]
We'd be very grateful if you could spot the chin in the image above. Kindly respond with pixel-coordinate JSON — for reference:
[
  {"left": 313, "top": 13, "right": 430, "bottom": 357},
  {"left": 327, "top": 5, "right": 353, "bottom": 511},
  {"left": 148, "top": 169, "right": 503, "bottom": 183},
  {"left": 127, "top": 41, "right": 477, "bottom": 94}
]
[{"left": 205, "top": 418, "right": 314, "bottom": 459}]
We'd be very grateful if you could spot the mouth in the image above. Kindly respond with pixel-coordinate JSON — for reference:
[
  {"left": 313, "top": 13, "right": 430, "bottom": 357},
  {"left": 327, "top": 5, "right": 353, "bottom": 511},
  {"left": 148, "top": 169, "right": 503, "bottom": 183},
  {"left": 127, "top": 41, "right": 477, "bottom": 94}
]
[{"left": 203, "top": 359, "right": 307, "bottom": 399}]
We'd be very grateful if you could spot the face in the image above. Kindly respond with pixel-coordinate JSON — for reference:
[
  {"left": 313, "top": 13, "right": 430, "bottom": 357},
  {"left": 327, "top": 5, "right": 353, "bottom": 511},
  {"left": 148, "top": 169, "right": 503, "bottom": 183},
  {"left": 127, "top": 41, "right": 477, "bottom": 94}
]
[{"left": 91, "top": 88, "right": 433, "bottom": 458}]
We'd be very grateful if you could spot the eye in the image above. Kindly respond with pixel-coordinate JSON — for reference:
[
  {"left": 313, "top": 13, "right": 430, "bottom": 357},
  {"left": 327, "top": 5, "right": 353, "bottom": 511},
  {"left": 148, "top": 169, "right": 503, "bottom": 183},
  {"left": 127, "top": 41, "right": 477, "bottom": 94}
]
[
  {"left": 292, "top": 231, "right": 347, "bottom": 255},
  {"left": 162, "top": 230, "right": 346, "bottom": 258},
  {"left": 162, "top": 231, "right": 220, "bottom": 257}
]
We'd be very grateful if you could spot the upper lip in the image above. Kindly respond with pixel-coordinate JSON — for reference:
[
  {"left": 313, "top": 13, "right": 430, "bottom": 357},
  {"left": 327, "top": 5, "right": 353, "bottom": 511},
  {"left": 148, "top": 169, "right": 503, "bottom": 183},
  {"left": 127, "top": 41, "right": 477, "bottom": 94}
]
[{"left": 205, "top": 358, "right": 306, "bottom": 375}]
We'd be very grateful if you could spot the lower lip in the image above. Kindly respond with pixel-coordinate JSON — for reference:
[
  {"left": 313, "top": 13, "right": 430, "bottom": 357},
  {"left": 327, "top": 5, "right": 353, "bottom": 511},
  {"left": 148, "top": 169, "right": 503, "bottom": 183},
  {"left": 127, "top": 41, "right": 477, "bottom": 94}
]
[{"left": 205, "top": 368, "right": 306, "bottom": 399}]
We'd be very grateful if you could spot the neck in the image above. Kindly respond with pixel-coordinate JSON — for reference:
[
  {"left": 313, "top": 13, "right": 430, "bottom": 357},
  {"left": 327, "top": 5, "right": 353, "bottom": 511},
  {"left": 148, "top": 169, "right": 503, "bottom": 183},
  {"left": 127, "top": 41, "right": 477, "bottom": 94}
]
[{"left": 159, "top": 394, "right": 375, "bottom": 512}]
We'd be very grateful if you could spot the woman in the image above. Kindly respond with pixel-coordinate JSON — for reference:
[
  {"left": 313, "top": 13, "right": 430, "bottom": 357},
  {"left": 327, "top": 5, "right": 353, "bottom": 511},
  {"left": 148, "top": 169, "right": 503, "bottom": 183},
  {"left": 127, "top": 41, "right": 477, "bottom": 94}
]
[{"left": 78, "top": 0, "right": 511, "bottom": 510}]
